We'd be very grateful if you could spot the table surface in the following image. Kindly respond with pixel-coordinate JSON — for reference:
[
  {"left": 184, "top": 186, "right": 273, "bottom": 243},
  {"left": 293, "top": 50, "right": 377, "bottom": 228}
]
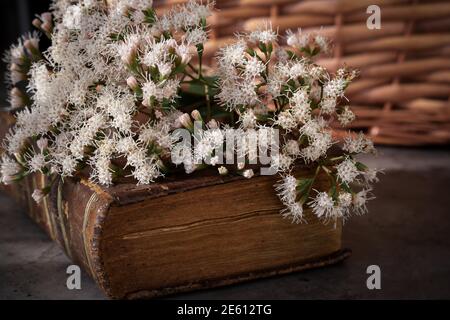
[{"left": 1, "top": 147, "right": 450, "bottom": 299}]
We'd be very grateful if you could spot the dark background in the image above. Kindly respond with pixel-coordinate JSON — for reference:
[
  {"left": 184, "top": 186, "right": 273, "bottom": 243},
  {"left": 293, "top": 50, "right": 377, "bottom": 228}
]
[{"left": 1, "top": 0, "right": 50, "bottom": 104}]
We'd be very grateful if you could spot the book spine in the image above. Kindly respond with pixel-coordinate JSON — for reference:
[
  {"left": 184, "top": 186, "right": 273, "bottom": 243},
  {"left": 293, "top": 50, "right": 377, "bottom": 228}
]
[
  {"left": 23, "top": 173, "right": 114, "bottom": 297},
  {"left": 54, "top": 177, "right": 114, "bottom": 296}
]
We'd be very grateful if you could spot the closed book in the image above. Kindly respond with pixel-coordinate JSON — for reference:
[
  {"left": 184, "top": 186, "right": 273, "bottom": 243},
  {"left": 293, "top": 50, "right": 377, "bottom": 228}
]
[{"left": 0, "top": 110, "right": 349, "bottom": 299}]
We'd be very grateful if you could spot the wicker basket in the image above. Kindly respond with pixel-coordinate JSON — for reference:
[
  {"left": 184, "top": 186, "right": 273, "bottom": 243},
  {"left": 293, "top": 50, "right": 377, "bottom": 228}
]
[{"left": 155, "top": 0, "right": 450, "bottom": 145}]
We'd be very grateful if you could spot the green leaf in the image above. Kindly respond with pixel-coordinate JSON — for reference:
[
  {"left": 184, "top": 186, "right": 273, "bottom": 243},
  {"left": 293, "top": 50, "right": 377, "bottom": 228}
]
[
  {"left": 286, "top": 50, "right": 296, "bottom": 60},
  {"left": 329, "top": 178, "right": 338, "bottom": 201},
  {"left": 299, "top": 192, "right": 309, "bottom": 206},
  {"left": 355, "top": 161, "right": 369, "bottom": 171},
  {"left": 246, "top": 48, "right": 255, "bottom": 56},
  {"left": 267, "top": 42, "right": 273, "bottom": 54},
  {"left": 172, "top": 63, "right": 187, "bottom": 75},
  {"left": 143, "top": 8, "right": 157, "bottom": 25},
  {"left": 258, "top": 42, "right": 267, "bottom": 53},
  {"left": 296, "top": 178, "right": 313, "bottom": 196},
  {"left": 196, "top": 43, "right": 204, "bottom": 55},
  {"left": 184, "top": 78, "right": 217, "bottom": 97},
  {"left": 340, "top": 182, "right": 353, "bottom": 194}
]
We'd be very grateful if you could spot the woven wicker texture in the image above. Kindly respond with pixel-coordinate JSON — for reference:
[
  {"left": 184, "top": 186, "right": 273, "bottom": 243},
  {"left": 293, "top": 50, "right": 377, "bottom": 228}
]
[{"left": 155, "top": 0, "right": 450, "bottom": 145}]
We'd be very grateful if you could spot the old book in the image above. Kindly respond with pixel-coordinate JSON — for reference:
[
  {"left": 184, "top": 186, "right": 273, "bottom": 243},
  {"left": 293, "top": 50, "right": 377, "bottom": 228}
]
[{"left": 0, "top": 111, "right": 350, "bottom": 299}]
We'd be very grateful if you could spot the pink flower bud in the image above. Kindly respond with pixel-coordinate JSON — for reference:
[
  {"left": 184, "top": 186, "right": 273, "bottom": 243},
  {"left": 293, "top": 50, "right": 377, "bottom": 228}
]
[
  {"left": 32, "top": 18, "right": 42, "bottom": 29},
  {"left": 24, "top": 39, "right": 39, "bottom": 55},
  {"left": 36, "top": 138, "right": 48, "bottom": 152},
  {"left": 9, "top": 87, "right": 27, "bottom": 109},
  {"left": 41, "top": 12, "right": 52, "bottom": 24},
  {"left": 190, "top": 109, "right": 202, "bottom": 121},
  {"left": 126, "top": 76, "right": 139, "bottom": 91},
  {"left": 41, "top": 22, "right": 53, "bottom": 34},
  {"left": 177, "top": 113, "right": 193, "bottom": 130}
]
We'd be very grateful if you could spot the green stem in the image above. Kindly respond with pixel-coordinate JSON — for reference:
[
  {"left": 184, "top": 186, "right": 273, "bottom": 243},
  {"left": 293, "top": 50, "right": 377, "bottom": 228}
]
[
  {"left": 198, "top": 52, "right": 203, "bottom": 79},
  {"left": 307, "top": 165, "right": 321, "bottom": 196},
  {"left": 329, "top": 156, "right": 344, "bottom": 162},
  {"left": 205, "top": 84, "right": 211, "bottom": 121},
  {"left": 273, "top": 98, "right": 280, "bottom": 111},
  {"left": 187, "top": 63, "right": 199, "bottom": 75}
]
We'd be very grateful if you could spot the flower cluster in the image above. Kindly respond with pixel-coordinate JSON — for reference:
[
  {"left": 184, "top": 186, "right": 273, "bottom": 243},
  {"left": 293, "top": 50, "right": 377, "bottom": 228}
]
[
  {"left": 1, "top": 0, "right": 211, "bottom": 189},
  {"left": 215, "top": 26, "right": 378, "bottom": 223},
  {"left": 1, "top": 1, "right": 378, "bottom": 225}
]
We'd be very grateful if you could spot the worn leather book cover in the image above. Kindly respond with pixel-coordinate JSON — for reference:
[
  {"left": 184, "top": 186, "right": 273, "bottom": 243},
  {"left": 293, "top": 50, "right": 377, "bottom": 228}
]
[{"left": 0, "top": 110, "right": 349, "bottom": 299}]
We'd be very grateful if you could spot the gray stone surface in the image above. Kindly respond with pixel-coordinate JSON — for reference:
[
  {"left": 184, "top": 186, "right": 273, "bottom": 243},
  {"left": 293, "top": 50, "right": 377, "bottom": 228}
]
[{"left": 1, "top": 147, "right": 450, "bottom": 300}]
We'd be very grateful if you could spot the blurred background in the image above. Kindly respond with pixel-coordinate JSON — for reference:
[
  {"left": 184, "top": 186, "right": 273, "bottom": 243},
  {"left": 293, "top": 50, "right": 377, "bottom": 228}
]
[
  {"left": 0, "top": 0, "right": 49, "bottom": 103},
  {"left": 1, "top": 0, "right": 450, "bottom": 299}
]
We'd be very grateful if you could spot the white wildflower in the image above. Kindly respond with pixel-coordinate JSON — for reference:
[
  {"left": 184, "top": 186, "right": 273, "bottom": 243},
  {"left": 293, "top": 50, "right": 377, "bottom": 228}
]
[
  {"left": 285, "top": 29, "right": 309, "bottom": 48},
  {"left": 175, "top": 43, "right": 192, "bottom": 65},
  {"left": 243, "top": 56, "right": 265, "bottom": 78},
  {"left": 218, "top": 166, "right": 228, "bottom": 175},
  {"left": 266, "top": 68, "right": 285, "bottom": 98},
  {"left": 62, "top": 5, "right": 82, "bottom": 30},
  {"left": 363, "top": 168, "right": 381, "bottom": 185},
  {"left": 248, "top": 25, "right": 277, "bottom": 43},
  {"left": 271, "top": 153, "right": 294, "bottom": 172},
  {"left": 275, "top": 175, "right": 297, "bottom": 205},
  {"left": 142, "top": 79, "right": 179, "bottom": 104},
  {"left": 314, "top": 35, "right": 329, "bottom": 53},
  {"left": 343, "top": 132, "right": 375, "bottom": 154},
  {"left": 239, "top": 109, "right": 257, "bottom": 129},
  {"left": 338, "top": 192, "right": 353, "bottom": 208},
  {"left": 281, "top": 202, "right": 304, "bottom": 224},
  {"left": 218, "top": 40, "right": 246, "bottom": 68},
  {"left": 283, "top": 140, "right": 300, "bottom": 156},
  {"left": 323, "top": 77, "right": 347, "bottom": 99},
  {"left": 301, "top": 132, "right": 333, "bottom": 163},
  {"left": 60, "top": 156, "right": 78, "bottom": 177},
  {"left": 338, "top": 106, "right": 355, "bottom": 126},
  {"left": 184, "top": 28, "right": 208, "bottom": 46},
  {"left": 27, "top": 153, "right": 47, "bottom": 172},
  {"left": 92, "top": 156, "right": 113, "bottom": 186},
  {"left": 183, "top": 157, "right": 197, "bottom": 174},
  {"left": 320, "top": 97, "right": 336, "bottom": 114},
  {"left": 0, "top": 156, "right": 20, "bottom": 185},
  {"left": 286, "top": 29, "right": 299, "bottom": 47},
  {"left": 336, "top": 158, "right": 360, "bottom": 184},
  {"left": 274, "top": 111, "right": 297, "bottom": 132},
  {"left": 132, "top": 161, "right": 161, "bottom": 184},
  {"left": 116, "top": 34, "right": 141, "bottom": 65},
  {"left": 216, "top": 80, "right": 259, "bottom": 110},
  {"left": 168, "top": 0, "right": 212, "bottom": 30},
  {"left": 177, "top": 113, "right": 194, "bottom": 130},
  {"left": 290, "top": 89, "right": 311, "bottom": 123},
  {"left": 289, "top": 61, "right": 307, "bottom": 79},
  {"left": 309, "top": 191, "right": 335, "bottom": 219},
  {"left": 243, "top": 169, "right": 254, "bottom": 179},
  {"left": 353, "top": 189, "right": 374, "bottom": 215},
  {"left": 300, "top": 118, "right": 325, "bottom": 139},
  {"left": 210, "top": 155, "right": 219, "bottom": 166}
]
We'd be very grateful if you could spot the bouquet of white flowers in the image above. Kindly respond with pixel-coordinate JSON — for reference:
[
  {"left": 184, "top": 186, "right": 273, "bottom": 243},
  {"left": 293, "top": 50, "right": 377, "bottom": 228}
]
[{"left": 1, "top": 0, "right": 379, "bottom": 224}]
